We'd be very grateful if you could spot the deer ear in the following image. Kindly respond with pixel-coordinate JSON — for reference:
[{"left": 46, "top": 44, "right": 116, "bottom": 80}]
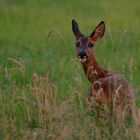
[
  {"left": 72, "top": 19, "right": 83, "bottom": 40},
  {"left": 90, "top": 21, "right": 105, "bottom": 43}
]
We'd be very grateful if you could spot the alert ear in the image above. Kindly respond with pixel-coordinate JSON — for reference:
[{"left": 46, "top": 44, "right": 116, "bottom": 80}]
[
  {"left": 90, "top": 21, "right": 105, "bottom": 43},
  {"left": 72, "top": 19, "right": 84, "bottom": 40}
]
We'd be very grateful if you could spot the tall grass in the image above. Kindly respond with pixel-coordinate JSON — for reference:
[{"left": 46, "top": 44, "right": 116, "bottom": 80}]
[{"left": 0, "top": 71, "right": 140, "bottom": 139}]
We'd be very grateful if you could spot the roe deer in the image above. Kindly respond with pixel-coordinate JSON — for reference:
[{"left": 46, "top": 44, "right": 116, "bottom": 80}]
[{"left": 71, "top": 19, "right": 134, "bottom": 112}]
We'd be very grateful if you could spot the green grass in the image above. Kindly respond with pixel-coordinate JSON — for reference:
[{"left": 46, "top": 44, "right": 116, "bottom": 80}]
[{"left": 0, "top": 0, "right": 140, "bottom": 139}]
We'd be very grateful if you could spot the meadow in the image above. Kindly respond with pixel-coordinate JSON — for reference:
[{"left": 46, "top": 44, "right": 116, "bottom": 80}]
[{"left": 0, "top": 0, "right": 140, "bottom": 139}]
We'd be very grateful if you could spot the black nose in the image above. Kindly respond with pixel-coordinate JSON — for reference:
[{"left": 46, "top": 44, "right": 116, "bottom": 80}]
[{"left": 79, "top": 51, "right": 87, "bottom": 59}]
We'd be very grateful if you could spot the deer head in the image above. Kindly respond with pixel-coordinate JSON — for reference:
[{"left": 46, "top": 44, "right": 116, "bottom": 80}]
[{"left": 72, "top": 19, "right": 105, "bottom": 63}]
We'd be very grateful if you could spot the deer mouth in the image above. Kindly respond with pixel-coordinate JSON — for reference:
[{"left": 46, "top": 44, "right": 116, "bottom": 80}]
[{"left": 78, "top": 56, "right": 87, "bottom": 63}]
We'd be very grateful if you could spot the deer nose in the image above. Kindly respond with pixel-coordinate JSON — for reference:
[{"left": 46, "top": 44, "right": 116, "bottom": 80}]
[{"left": 79, "top": 51, "right": 87, "bottom": 59}]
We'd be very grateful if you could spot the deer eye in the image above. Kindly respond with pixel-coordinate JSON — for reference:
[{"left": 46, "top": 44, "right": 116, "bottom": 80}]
[
  {"left": 75, "top": 42, "right": 80, "bottom": 48},
  {"left": 88, "top": 42, "right": 94, "bottom": 48}
]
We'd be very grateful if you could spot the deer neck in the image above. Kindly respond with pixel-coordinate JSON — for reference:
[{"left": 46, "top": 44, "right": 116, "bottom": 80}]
[{"left": 81, "top": 52, "right": 108, "bottom": 83}]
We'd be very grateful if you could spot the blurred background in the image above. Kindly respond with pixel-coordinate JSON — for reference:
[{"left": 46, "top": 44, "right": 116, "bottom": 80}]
[
  {"left": 0, "top": 0, "right": 140, "bottom": 92},
  {"left": 0, "top": 0, "right": 140, "bottom": 139}
]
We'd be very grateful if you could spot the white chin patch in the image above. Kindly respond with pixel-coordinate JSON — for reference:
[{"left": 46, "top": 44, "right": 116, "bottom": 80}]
[{"left": 79, "top": 58, "right": 86, "bottom": 63}]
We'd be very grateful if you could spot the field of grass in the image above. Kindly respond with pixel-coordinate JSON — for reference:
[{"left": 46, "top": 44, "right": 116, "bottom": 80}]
[{"left": 0, "top": 0, "right": 140, "bottom": 139}]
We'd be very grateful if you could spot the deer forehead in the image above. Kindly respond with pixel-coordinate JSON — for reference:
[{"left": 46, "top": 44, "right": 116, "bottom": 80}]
[{"left": 78, "top": 37, "right": 90, "bottom": 45}]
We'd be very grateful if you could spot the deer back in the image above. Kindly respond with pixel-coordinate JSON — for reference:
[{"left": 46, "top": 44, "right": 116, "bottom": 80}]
[{"left": 89, "top": 73, "right": 134, "bottom": 108}]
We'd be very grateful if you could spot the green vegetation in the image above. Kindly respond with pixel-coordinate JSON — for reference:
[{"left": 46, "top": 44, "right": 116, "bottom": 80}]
[{"left": 0, "top": 0, "right": 140, "bottom": 139}]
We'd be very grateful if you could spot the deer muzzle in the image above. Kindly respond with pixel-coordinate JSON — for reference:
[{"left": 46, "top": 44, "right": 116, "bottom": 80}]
[{"left": 78, "top": 51, "right": 88, "bottom": 63}]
